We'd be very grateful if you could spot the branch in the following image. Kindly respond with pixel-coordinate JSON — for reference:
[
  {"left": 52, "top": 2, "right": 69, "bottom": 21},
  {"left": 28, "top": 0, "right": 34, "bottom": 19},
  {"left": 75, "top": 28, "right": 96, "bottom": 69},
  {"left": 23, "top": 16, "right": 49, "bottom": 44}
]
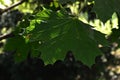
[
  {"left": 0, "top": 33, "right": 14, "bottom": 40},
  {"left": 0, "top": 0, "right": 25, "bottom": 14}
]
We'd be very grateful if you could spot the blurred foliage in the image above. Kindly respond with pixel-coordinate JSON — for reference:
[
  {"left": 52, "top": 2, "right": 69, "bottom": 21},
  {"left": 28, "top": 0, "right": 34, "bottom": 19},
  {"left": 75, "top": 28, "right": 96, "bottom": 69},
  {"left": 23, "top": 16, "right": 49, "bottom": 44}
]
[{"left": 0, "top": 0, "right": 36, "bottom": 13}]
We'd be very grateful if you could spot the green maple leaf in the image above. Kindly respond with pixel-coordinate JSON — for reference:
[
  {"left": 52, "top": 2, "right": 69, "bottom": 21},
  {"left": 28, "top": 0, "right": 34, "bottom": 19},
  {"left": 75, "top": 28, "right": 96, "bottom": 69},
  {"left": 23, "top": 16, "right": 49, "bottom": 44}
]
[{"left": 27, "top": 9, "right": 108, "bottom": 66}]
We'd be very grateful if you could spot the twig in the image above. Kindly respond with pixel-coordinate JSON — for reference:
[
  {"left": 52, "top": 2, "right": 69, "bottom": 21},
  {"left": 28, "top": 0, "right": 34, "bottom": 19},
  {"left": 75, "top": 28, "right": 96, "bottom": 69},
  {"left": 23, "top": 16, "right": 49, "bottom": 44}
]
[
  {"left": 0, "top": 0, "right": 25, "bottom": 14},
  {"left": 0, "top": 33, "right": 14, "bottom": 40}
]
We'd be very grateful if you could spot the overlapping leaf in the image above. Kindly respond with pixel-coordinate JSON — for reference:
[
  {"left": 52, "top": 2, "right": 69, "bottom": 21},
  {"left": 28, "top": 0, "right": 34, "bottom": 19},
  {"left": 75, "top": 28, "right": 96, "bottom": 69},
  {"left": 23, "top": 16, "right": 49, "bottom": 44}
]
[
  {"left": 4, "top": 35, "right": 30, "bottom": 62},
  {"left": 94, "top": 0, "right": 120, "bottom": 22}
]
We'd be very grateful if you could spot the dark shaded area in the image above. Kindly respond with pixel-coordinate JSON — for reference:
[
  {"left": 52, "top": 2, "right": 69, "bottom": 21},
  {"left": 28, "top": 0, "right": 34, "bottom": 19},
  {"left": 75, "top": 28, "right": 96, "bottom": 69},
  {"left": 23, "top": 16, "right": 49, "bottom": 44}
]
[
  {"left": 0, "top": 49, "right": 120, "bottom": 80},
  {"left": 0, "top": 9, "right": 23, "bottom": 30}
]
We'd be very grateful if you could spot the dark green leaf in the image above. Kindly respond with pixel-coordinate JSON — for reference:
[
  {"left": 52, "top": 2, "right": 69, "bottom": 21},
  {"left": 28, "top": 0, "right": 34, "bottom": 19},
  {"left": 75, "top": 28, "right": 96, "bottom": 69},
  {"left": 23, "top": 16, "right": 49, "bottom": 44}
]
[
  {"left": 94, "top": 0, "right": 120, "bottom": 22},
  {"left": 4, "top": 35, "right": 30, "bottom": 62},
  {"left": 28, "top": 10, "right": 104, "bottom": 66}
]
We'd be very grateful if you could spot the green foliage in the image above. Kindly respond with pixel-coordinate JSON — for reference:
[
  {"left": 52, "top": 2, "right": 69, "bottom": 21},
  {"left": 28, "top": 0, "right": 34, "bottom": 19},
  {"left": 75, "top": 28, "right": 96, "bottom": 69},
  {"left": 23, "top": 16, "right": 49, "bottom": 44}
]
[
  {"left": 93, "top": 0, "right": 120, "bottom": 22},
  {"left": 5, "top": 8, "right": 107, "bottom": 66},
  {"left": 4, "top": 35, "right": 30, "bottom": 62},
  {"left": 1, "top": 0, "right": 120, "bottom": 66}
]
